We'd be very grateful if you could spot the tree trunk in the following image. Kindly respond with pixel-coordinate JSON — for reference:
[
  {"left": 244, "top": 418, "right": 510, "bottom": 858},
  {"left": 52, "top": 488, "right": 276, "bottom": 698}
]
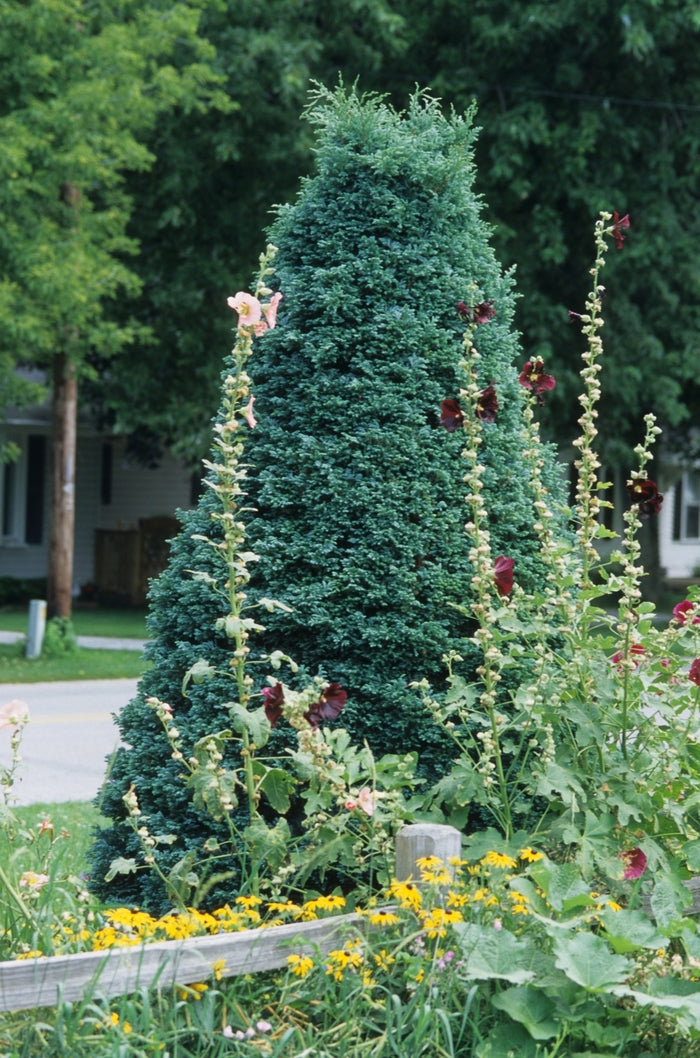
[{"left": 47, "top": 354, "right": 77, "bottom": 619}]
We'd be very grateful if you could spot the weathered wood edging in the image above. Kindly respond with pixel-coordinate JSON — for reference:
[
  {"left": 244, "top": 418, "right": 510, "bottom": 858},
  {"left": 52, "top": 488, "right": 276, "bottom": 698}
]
[{"left": 0, "top": 823, "right": 461, "bottom": 1013}]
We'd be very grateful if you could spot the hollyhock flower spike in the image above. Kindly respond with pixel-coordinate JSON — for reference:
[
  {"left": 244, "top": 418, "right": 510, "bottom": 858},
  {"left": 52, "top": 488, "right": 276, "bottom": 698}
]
[
  {"left": 627, "top": 478, "right": 663, "bottom": 518},
  {"left": 262, "top": 682, "right": 285, "bottom": 727},
  {"left": 475, "top": 384, "right": 499, "bottom": 423},
  {"left": 440, "top": 398, "right": 464, "bottom": 433},
  {"left": 689, "top": 659, "right": 700, "bottom": 686},
  {"left": 493, "top": 555, "right": 515, "bottom": 597},
  {"left": 673, "top": 600, "right": 700, "bottom": 626},
  {"left": 610, "top": 211, "right": 630, "bottom": 250},
  {"left": 518, "top": 358, "right": 556, "bottom": 397},
  {"left": 621, "top": 846, "right": 647, "bottom": 880}
]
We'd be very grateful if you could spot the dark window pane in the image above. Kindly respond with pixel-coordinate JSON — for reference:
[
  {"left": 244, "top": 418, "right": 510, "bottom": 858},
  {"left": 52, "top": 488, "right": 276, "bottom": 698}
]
[
  {"left": 686, "top": 505, "right": 700, "bottom": 540},
  {"left": 25, "top": 435, "right": 46, "bottom": 545}
]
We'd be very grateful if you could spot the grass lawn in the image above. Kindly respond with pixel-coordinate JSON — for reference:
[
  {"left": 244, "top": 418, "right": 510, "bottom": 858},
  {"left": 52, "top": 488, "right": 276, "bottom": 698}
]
[
  {"left": 0, "top": 800, "right": 103, "bottom": 878},
  {"left": 0, "top": 643, "right": 149, "bottom": 682},
  {"left": 0, "top": 606, "right": 148, "bottom": 639}
]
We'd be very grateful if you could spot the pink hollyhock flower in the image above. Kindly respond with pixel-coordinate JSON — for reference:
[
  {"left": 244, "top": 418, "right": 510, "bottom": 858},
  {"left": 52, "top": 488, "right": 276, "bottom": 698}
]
[
  {"left": 227, "top": 292, "right": 262, "bottom": 329},
  {"left": 440, "top": 398, "right": 464, "bottom": 433},
  {"left": 518, "top": 359, "right": 556, "bottom": 396},
  {"left": 357, "top": 787, "right": 376, "bottom": 817},
  {"left": 262, "top": 682, "right": 285, "bottom": 727},
  {"left": 344, "top": 798, "right": 357, "bottom": 811},
  {"left": 475, "top": 384, "right": 499, "bottom": 423},
  {"left": 244, "top": 395, "right": 257, "bottom": 429},
  {"left": 689, "top": 659, "right": 700, "bottom": 686},
  {"left": 493, "top": 556, "right": 515, "bottom": 597},
  {"left": 621, "top": 846, "right": 647, "bottom": 880},
  {"left": 263, "top": 291, "right": 283, "bottom": 330},
  {"left": 673, "top": 600, "right": 700, "bottom": 626},
  {"left": 0, "top": 699, "right": 29, "bottom": 730},
  {"left": 611, "top": 211, "right": 630, "bottom": 250}
]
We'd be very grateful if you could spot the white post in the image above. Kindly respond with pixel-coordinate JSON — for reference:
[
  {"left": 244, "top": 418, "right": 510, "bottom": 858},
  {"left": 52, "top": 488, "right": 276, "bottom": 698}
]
[
  {"left": 395, "top": 823, "right": 462, "bottom": 882},
  {"left": 26, "top": 599, "right": 47, "bottom": 659}
]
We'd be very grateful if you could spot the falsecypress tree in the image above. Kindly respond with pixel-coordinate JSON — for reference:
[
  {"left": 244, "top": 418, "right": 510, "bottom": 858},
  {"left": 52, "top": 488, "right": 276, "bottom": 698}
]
[{"left": 89, "top": 85, "right": 566, "bottom": 911}]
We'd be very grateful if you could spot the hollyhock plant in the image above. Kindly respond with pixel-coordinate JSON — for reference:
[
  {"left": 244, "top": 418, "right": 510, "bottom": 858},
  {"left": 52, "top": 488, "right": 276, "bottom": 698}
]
[
  {"left": 493, "top": 556, "right": 515, "bottom": 597},
  {"left": 621, "top": 846, "right": 647, "bottom": 881},
  {"left": 610, "top": 211, "right": 630, "bottom": 249},
  {"left": 626, "top": 478, "right": 663, "bottom": 518},
  {"left": 440, "top": 398, "right": 464, "bottom": 433},
  {"left": 518, "top": 358, "right": 556, "bottom": 397},
  {"left": 475, "top": 384, "right": 499, "bottom": 423}
]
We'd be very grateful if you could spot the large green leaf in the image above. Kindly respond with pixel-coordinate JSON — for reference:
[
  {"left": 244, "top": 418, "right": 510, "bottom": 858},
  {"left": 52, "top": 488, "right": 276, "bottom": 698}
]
[
  {"left": 553, "top": 932, "right": 629, "bottom": 991},
  {"left": 490, "top": 985, "right": 559, "bottom": 1040},
  {"left": 454, "top": 923, "right": 538, "bottom": 984}
]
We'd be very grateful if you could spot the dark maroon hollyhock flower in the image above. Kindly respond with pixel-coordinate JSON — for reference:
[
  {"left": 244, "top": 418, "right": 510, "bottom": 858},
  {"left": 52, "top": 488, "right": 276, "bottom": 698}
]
[
  {"left": 261, "top": 682, "right": 285, "bottom": 727},
  {"left": 456, "top": 300, "right": 495, "bottom": 325},
  {"left": 626, "top": 478, "right": 663, "bottom": 518},
  {"left": 673, "top": 600, "right": 700, "bottom": 626},
  {"left": 621, "top": 846, "right": 647, "bottom": 881},
  {"left": 611, "top": 211, "right": 630, "bottom": 250},
  {"left": 493, "top": 555, "right": 515, "bottom": 597},
  {"left": 305, "top": 682, "right": 348, "bottom": 729},
  {"left": 440, "top": 398, "right": 464, "bottom": 433},
  {"left": 476, "top": 384, "right": 499, "bottom": 423},
  {"left": 472, "top": 300, "right": 496, "bottom": 325},
  {"left": 689, "top": 658, "right": 700, "bottom": 686},
  {"left": 518, "top": 359, "right": 556, "bottom": 397},
  {"left": 567, "top": 309, "right": 583, "bottom": 322}
]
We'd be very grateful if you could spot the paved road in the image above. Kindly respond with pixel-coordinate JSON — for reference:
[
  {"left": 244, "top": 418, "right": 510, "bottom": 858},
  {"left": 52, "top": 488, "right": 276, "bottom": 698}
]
[{"left": 0, "top": 679, "right": 139, "bottom": 806}]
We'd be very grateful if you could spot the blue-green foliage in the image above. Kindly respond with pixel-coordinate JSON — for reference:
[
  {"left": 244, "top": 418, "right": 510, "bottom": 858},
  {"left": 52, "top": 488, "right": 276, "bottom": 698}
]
[
  {"left": 245, "top": 86, "right": 567, "bottom": 760},
  {"left": 89, "top": 85, "right": 567, "bottom": 910}
]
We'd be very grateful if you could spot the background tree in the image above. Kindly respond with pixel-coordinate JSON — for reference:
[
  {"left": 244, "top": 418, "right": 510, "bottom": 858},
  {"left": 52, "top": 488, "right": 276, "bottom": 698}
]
[
  {"left": 0, "top": 0, "right": 229, "bottom": 612},
  {"left": 381, "top": 0, "right": 700, "bottom": 468},
  {"left": 87, "top": 0, "right": 700, "bottom": 482},
  {"left": 89, "top": 0, "right": 407, "bottom": 467},
  {"left": 90, "top": 85, "right": 568, "bottom": 910}
]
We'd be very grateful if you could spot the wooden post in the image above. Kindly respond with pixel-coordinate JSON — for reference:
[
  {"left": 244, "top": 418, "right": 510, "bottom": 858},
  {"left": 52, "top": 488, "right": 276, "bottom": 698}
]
[
  {"left": 47, "top": 353, "right": 77, "bottom": 619},
  {"left": 395, "top": 823, "right": 462, "bottom": 882}
]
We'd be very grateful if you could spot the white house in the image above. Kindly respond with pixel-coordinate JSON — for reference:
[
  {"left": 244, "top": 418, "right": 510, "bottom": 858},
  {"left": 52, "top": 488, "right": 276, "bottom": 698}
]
[{"left": 0, "top": 397, "right": 195, "bottom": 603}]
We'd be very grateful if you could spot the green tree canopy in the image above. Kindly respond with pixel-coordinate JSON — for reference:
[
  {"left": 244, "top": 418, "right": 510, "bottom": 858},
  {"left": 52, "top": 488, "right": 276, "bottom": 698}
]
[
  {"left": 0, "top": 0, "right": 229, "bottom": 403},
  {"left": 89, "top": 0, "right": 406, "bottom": 466},
  {"left": 385, "top": 0, "right": 700, "bottom": 465}
]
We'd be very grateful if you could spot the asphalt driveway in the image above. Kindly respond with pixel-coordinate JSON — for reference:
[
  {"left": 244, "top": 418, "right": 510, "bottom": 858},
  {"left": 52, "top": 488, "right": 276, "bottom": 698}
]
[{"left": 0, "top": 678, "right": 139, "bottom": 806}]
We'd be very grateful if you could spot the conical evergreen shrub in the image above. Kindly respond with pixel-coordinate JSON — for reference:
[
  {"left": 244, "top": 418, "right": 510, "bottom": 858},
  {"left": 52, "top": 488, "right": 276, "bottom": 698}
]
[{"left": 89, "top": 85, "right": 567, "bottom": 911}]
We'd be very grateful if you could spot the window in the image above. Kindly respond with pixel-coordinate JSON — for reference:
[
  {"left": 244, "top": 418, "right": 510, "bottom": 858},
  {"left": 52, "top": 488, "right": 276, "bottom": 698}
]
[
  {"left": 672, "top": 472, "right": 700, "bottom": 542},
  {"left": 0, "top": 434, "right": 47, "bottom": 546}
]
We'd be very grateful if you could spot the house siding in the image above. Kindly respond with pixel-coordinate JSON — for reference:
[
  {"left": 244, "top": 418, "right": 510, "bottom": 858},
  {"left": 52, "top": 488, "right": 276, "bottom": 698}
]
[{"left": 0, "top": 426, "right": 193, "bottom": 592}]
